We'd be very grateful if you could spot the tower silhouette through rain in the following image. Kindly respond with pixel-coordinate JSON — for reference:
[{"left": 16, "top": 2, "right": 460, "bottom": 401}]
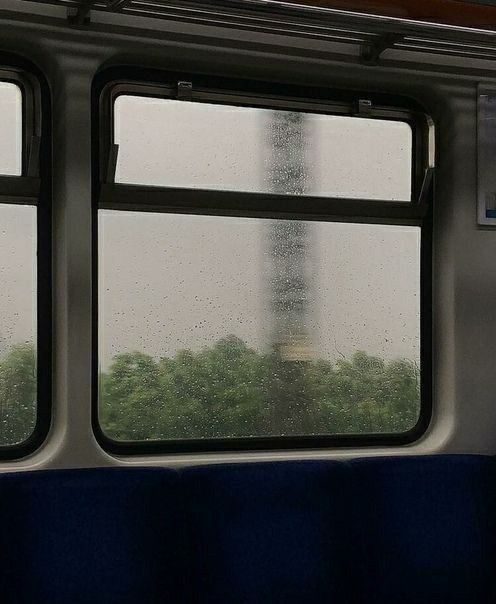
[{"left": 266, "top": 110, "right": 314, "bottom": 434}]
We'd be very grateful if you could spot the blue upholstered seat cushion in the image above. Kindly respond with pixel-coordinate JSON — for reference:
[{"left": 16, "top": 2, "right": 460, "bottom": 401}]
[
  {"left": 182, "top": 460, "right": 355, "bottom": 604},
  {"left": 350, "top": 455, "right": 496, "bottom": 604},
  {"left": 0, "top": 467, "right": 187, "bottom": 604}
]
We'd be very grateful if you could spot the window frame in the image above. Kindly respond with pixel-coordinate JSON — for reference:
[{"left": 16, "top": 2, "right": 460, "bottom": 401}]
[
  {"left": 0, "top": 54, "right": 52, "bottom": 460},
  {"left": 93, "top": 66, "right": 433, "bottom": 455}
]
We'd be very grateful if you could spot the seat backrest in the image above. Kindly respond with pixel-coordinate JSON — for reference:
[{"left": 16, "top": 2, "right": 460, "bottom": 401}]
[
  {"left": 350, "top": 455, "right": 496, "bottom": 604},
  {"left": 181, "top": 455, "right": 496, "bottom": 603},
  {"left": 1, "top": 455, "right": 495, "bottom": 604},
  {"left": 182, "top": 460, "right": 355, "bottom": 604},
  {"left": 0, "top": 467, "right": 188, "bottom": 604}
]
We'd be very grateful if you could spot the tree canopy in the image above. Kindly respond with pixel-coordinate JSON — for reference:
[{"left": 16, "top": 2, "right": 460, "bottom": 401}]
[
  {"left": 0, "top": 343, "right": 37, "bottom": 445},
  {"left": 0, "top": 337, "right": 420, "bottom": 446}
]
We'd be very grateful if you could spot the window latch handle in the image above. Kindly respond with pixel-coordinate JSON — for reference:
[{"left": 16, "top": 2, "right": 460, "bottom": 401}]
[
  {"left": 27, "top": 135, "right": 41, "bottom": 178},
  {"left": 177, "top": 81, "right": 193, "bottom": 100},
  {"left": 106, "top": 144, "right": 119, "bottom": 184}
]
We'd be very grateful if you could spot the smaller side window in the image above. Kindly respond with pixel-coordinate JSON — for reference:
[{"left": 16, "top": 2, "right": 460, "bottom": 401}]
[{"left": 0, "top": 64, "right": 50, "bottom": 458}]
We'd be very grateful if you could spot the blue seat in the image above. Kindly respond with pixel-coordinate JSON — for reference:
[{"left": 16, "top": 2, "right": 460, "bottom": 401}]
[
  {"left": 1, "top": 455, "right": 495, "bottom": 603},
  {"left": 182, "top": 460, "right": 354, "bottom": 603},
  {"left": 349, "top": 455, "right": 496, "bottom": 604},
  {"left": 180, "top": 455, "right": 496, "bottom": 603},
  {"left": 0, "top": 467, "right": 187, "bottom": 604}
]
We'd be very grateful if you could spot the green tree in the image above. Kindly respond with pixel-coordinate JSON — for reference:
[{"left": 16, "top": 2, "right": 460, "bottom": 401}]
[
  {"left": 100, "top": 351, "right": 164, "bottom": 440},
  {"left": 157, "top": 335, "right": 266, "bottom": 439},
  {"left": 0, "top": 339, "right": 421, "bottom": 446},
  {"left": 313, "top": 351, "right": 420, "bottom": 434},
  {"left": 99, "top": 338, "right": 420, "bottom": 442},
  {"left": 0, "top": 343, "right": 37, "bottom": 445}
]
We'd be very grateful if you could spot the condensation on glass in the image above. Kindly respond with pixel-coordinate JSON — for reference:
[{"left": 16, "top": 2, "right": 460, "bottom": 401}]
[
  {"left": 0, "top": 205, "right": 37, "bottom": 446},
  {"left": 99, "top": 211, "right": 421, "bottom": 442},
  {"left": 114, "top": 95, "right": 413, "bottom": 201},
  {"left": 0, "top": 82, "right": 22, "bottom": 176}
]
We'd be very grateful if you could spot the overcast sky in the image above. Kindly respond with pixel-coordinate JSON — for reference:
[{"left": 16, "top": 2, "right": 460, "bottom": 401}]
[
  {"left": 0, "top": 88, "right": 420, "bottom": 369},
  {"left": 99, "top": 211, "right": 419, "bottom": 369}
]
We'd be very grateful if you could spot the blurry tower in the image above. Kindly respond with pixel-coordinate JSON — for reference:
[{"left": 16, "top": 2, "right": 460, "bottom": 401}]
[{"left": 266, "top": 110, "right": 314, "bottom": 434}]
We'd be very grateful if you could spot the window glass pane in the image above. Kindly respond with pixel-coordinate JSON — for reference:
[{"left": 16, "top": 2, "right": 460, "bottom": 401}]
[
  {"left": 0, "top": 82, "right": 22, "bottom": 176},
  {"left": 0, "top": 205, "right": 37, "bottom": 446},
  {"left": 99, "top": 210, "right": 420, "bottom": 442},
  {"left": 114, "top": 96, "right": 413, "bottom": 201}
]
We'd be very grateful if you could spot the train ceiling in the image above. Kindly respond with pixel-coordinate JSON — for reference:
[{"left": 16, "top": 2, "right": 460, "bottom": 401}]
[{"left": 21, "top": 0, "right": 496, "bottom": 63}]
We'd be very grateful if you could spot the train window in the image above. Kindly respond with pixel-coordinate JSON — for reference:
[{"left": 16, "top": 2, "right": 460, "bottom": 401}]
[
  {"left": 113, "top": 95, "right": 413, "bottom": 201},
  {"left": 0, "top": 67, "right": 49, "bottom": 457},
  {"left": 96, "top": 79, "right": 431, "bottom": 452}
]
